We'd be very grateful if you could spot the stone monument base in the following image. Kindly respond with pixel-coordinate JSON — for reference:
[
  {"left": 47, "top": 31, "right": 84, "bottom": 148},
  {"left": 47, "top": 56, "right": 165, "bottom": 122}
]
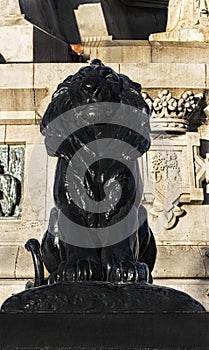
[
  {"left": 1, "top": 281, "right": 205, "bottom": 313},
  {"left": 149, "top": 28, "right": 209, "bottom": 42}
]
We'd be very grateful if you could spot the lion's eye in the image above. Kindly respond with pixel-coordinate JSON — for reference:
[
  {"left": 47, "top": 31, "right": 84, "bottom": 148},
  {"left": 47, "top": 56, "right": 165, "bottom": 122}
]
[
  {"left": 105, "top": 74, "right": 119, "bottom": 82},
  {"left": 72, "top": 75, "right": 82, "bottom": 82}
]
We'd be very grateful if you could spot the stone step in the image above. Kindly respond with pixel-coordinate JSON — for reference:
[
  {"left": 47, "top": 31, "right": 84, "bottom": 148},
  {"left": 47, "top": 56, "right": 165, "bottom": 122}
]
[
  {"left": 84, "top": 39, "right": 209, "bottom": 64},
  {"left": 0, "top": 88, "right": 47, "bottom": 111}
]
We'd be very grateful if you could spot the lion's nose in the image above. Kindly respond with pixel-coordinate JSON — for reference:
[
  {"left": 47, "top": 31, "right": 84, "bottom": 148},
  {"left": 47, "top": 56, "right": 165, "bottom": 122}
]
[{"left": 82, "top": 80, "right": 101, "bottom": 97}]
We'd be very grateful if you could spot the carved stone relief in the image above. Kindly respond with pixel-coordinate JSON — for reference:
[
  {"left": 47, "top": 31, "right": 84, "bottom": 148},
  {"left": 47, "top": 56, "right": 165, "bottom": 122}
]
[
  {"left": 194, "top": 147, "right": 209, "bottom": 193},
  {"left": 166, "top": 0, "right": 209, "bottom": 31},
  {"left": 142, "top": 90, "right": 203, "bottom": 133},
  {"left": 0, "top": 145, "right": 24, "bottom": 218},
  {"left": 141, "top": 132, "right": 205, "bottom": 231}
]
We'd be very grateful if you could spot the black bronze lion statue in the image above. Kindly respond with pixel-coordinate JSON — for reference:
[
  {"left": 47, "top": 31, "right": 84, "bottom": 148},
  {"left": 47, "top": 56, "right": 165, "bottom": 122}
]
[{"left": 26, "top": 59, "right": 156, "bottom": 286}]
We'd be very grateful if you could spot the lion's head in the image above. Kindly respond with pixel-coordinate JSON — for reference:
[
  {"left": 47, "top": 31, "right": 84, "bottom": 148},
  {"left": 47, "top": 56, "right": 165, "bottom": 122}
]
[{"left": 41, "top": 59, "right": 149, "bottom": 133}]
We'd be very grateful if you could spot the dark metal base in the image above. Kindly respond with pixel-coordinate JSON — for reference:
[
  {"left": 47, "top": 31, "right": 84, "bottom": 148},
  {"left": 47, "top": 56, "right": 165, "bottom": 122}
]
[
  {"left": 1, "top": 282, "right": 207, "bottom": 349},
  {"left": 1, "top": 281, "right": 205, "bottom": 313},
  {"left": 0, "top": 312, "right": 209, "bottom": 349}
]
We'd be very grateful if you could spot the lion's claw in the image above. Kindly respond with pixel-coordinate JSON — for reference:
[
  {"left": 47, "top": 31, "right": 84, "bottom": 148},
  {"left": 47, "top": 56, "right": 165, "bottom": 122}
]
[
  {"left": 104, "top": 261, "right": 149, "bottom": 283},
  {"left": 48, "top": 259, "right": 102, "bottom": 283}
]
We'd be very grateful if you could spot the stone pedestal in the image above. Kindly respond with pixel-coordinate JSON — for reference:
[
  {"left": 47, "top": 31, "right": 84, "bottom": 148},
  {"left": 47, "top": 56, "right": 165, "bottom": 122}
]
[{"left": 0, "top": 0, "right": 68, "bottom": 62}]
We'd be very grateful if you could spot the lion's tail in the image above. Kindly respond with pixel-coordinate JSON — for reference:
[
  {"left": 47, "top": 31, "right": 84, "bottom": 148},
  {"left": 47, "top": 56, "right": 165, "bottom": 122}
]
[{"left": 25, "top": 238, "right": 45, "bottom": 287}]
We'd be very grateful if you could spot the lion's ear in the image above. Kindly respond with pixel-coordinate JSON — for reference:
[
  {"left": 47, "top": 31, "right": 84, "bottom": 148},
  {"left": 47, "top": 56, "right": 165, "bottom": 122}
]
[
  {"left": 131, "top": 81, "right": 142, "bottom": 92},
  {"left": 52, "top": 75, "right": 74, "bottom": 99}
]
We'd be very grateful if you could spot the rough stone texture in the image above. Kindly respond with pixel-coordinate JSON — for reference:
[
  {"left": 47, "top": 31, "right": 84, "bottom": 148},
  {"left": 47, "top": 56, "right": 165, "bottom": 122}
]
[
  {"left": 0, "top": 126, "right": 5, "bottom": 142},
  {"left": 150, "top": 41, "right": 209, "bottom": 63},
  {"left": 0, "top": 246, "right": 18, "bottom": 278},
  {"left": 1, "top": 281, "right": 205, "bottom": 313},
  {"left": 0, "top": 0, "right": 21, "bottom": 16},
  {"left": 153, "top": 245, "right": 209, "bottom": 278},
  {"left": 84, "top": 40, "right": 151, "bottom": 63},
  {"left": 205, "top": 64, "right": 209, "bottom": 88},
  {"left": 74, "top": 3, "right": 111, "bottom": 41},
  {"left": 0, "top": 88, "right": 47, "bottom": 112},
  {"left": 149, "top": 0, "right": 209, "bottom": 42},
  {"left": 119, "top": 63, "right": 206, "bottom": 88},
  {"left": 0, "top": 246, "right": 33, "bottom": 279},
  {"left": 5, "top": 125, "right": 43, "bottom": 144},
  {"left": 150, "top": 29, "right": 209, "bottom": 42},
  {"left": 83, "top": 40, "right": 209, "bottom": 64},
  {"left": 34, "top": 63, "right": 119, "bottom": 87},
  {"left": 0, "top": 24, "right": 33, "bottom": 62},
  {"left": 0, "top": 111, "right": 35, "bottom": 125},
  {"left": 0, "top": 64, "right": 33, "bottom": 88},
  {"left": 15, "top": 246, "right": 35, "bottom": 279}
]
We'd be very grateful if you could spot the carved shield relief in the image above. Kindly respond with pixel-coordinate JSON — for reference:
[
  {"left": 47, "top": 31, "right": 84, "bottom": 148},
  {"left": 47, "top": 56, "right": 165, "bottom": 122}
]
[{"left": 0, "top": 145, "right": 24, "bottom": 218}]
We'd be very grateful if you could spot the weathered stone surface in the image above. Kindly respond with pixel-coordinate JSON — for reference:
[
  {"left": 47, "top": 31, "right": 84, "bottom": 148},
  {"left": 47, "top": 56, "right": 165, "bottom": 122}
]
[
  {"left": 153, "top": 245, "right": 209, "bottom": 278},
  {"left": 34, "top": 63, "right": 86, "bottom": 91},
  {"left": 0, "top": 246, "right": 18, "bottom": 278},
  {"left": 0, "top": 244, "right": 35, "bottom": 280},
  {"left": 0, "top": 111, "right": 35, "bottom": 124},
  {"left": 0, "top": 126, "right": 5, "bottom": 142},
  {"left": 153, "top": 205, "right": 209, "bottom": 243},
  {"left": 0, "top": 88, "right": 47, "bottom": 112},
  {"left": 5, "top": 125, "right": 42, "bottom": 144},
  {"left": 34, "top": 63, "right": 120, "bottom": 91},
  {"left": 84, "top": 40, "right": 151, "bottom": 63},
  {"left": 150, "top": 0, "right": 209, "bottom": 42},
  {"left": 15, "top": 246, "right": 34, "bottom": 278},
  {"left": 23, "top": 143, "right": 47, "bottom": 222},
  {"left": 74, "top": 3, "right": 111, "bottom": 41},
  {"left": 205, "top": 64, "right": 209, "bottom": 87},
  {"left": 150, "top": 41, "right": 209, "bottom": 63},
  {"left": 0, "top": 0, "right": 21, "bottom": 16},
  {"left": 150, "top": 29, "right": 209, "bottom": 42},
  {"left": 119, "top": 63, "right": 205, "bottom": 88},
  {"left": 0, "top": 24, "right": 33, "bottom": 62},
  {"left": 0, "top": 64, "right": 33, "bottom": 88}
]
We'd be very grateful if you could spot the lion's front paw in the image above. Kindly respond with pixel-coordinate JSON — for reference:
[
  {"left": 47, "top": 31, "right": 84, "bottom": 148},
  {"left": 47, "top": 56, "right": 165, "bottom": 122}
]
[
  {"left": 48, "top": 259, "right": 102, "bottom": 284},
  {"left": 104, "top": 261, "right": 149, "bottom": 283}
]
